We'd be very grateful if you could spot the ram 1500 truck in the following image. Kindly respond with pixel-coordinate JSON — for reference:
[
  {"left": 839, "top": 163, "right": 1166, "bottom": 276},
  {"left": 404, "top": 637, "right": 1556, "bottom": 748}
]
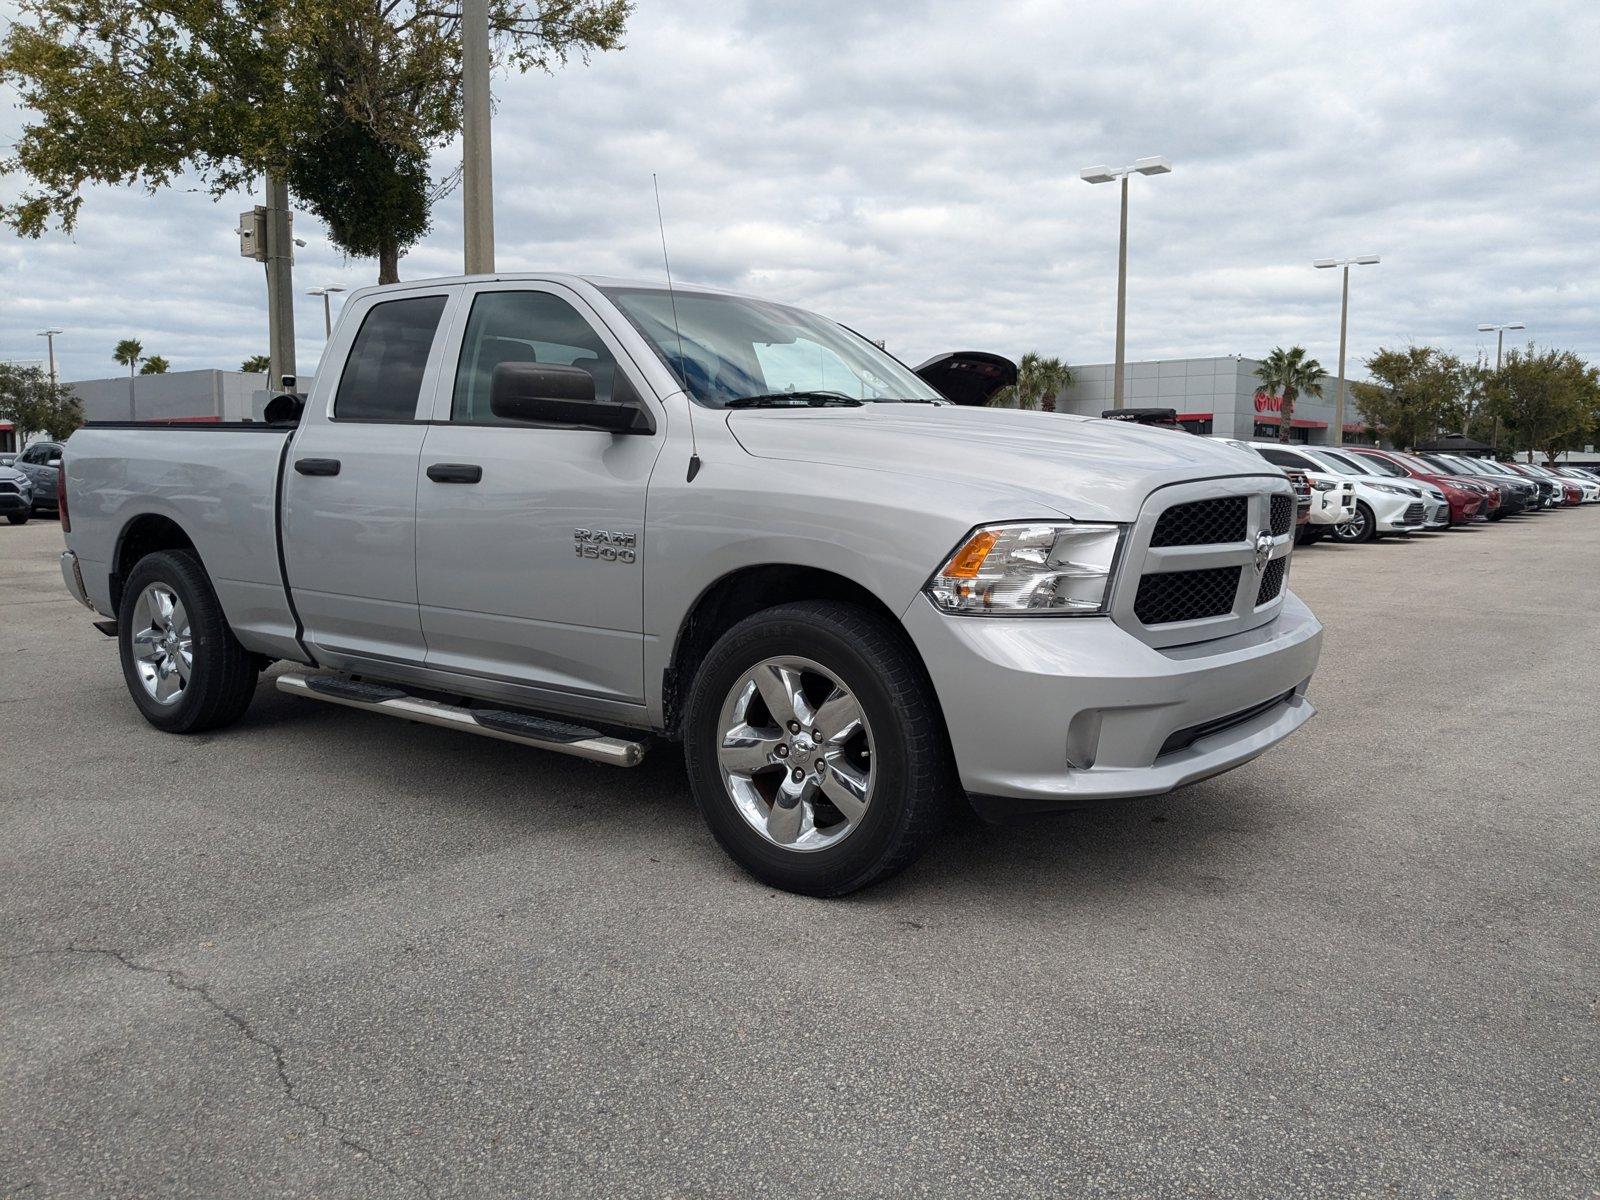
[{"left": 57, "top": 274, "right": 1322, "bottom": 895}]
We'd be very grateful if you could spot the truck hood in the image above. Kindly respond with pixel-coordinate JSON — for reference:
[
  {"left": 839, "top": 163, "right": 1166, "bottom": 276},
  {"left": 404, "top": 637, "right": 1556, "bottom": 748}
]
[{"left": 725, "top": 405, "right": 1275, "bottom": 523}]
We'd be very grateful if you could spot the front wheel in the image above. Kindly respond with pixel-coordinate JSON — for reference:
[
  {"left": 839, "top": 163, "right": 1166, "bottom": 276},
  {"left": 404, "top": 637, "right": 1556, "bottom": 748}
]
[
  {"left": 683, "top": 600, "right": 957, "bottom": 896},
  {"left": 6, "top": 512, "right": 27, "bottom": 525},
  {"left": 1331, "top": 501, "right": 1375, "bottom": 544},
  {"left": 117, "top": 550, "right": 259, "bottom": 733}
]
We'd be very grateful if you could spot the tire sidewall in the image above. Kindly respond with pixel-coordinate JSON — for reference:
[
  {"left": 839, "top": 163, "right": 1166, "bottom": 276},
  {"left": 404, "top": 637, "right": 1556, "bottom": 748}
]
[
  {"left": 1333, "top": 502, "right": 1374, "bottom": 544},
  {"left": 684, "top": 607, "right": 929, "bottom": 895},
  {"left": 117, "top": 552, "right": 222, "bottom": 732}
]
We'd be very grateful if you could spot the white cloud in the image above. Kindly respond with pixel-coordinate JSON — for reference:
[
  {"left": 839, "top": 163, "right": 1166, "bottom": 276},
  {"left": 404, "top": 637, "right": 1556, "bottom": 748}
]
[{"left": 3, "top": 0, "right": 1598, "bottom": 383}]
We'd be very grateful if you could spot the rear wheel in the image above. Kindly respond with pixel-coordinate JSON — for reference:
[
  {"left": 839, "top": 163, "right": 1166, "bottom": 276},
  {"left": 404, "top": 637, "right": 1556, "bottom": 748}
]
[
  {"left": 5, "top": 512, "right": 26, "bottom": 525},
  {"left": 683, "top": 600, "right": 956, "bottom": 896},
  {"left": 117, "top": 550, "right": 259, "bottom": 733},
  {"left": 1331, "top": 501, "right": 1375, "bottom": 544}
]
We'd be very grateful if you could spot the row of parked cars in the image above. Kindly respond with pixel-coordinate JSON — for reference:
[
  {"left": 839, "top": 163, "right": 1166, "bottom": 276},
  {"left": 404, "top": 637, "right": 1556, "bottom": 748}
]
[
  {"left": 0, "top": 442, "right": 65, "bottom": 524},
  {"left": 1208, "top": 439, "right": 1600, "bottom": 545}
]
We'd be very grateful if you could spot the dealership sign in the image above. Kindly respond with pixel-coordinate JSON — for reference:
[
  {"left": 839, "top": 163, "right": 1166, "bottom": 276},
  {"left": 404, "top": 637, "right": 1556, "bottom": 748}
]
[{"left": 1254, "top": 389, "right": 1284, "bottom": 413}]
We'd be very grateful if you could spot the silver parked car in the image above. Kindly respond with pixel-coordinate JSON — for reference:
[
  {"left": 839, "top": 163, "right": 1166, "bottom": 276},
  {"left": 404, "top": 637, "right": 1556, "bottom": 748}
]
[{"left": 57, "top": 275, "right": 1323, "bottom": 894}]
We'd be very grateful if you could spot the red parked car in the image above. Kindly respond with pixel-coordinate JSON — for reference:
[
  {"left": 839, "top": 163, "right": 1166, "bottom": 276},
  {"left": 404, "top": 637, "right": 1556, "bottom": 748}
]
[
  {"left": 1345, "top": 447, "right": 1498, "bottom": 525},
  {"left": 1502, "top": 461, "right": 1582, "bottom": 506}
]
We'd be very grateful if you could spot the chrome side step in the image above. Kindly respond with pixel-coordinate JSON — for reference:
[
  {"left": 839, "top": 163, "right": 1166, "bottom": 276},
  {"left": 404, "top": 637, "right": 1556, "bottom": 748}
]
[{"left": 275, "top": 673, "right": 647, "bottom": 767}]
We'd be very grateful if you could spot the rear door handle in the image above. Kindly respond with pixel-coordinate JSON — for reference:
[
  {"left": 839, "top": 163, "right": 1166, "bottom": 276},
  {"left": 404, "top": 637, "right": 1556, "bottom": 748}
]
[
  {"left": 294, "top": 458, "right": 341, "bottom": 476},
  {"left": 426, "top": 463, "right": 483, "bottom": 484}
]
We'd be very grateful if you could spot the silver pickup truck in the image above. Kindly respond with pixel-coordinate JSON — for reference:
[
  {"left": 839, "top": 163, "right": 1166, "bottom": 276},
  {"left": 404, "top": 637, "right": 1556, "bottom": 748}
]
[{"left": 58, "top": 274, "right": 1322, "bottom": 894}]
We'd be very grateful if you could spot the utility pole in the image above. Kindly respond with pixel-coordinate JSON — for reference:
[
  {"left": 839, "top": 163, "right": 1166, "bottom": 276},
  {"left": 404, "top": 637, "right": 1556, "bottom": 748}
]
[
  {"left": 1080, "top": 157, "right": 1171, "bottom": 408},
  {"left": 462, "top": 0, "right": 496, "bottom": 275},
  {"left": 1313, "top": 255, "right": 1379, "bottom": 444},
  {"left": 264, "top": 172, "right": 297, "bottom": 389}
]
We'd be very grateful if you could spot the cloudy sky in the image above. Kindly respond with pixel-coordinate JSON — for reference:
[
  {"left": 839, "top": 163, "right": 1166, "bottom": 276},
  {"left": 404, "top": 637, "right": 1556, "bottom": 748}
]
[{"left": 3, "top": 0, "right": 1598, "bottom": 385}]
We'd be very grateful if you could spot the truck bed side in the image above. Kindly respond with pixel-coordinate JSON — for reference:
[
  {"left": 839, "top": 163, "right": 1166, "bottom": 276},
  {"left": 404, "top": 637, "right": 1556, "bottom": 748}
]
[{"left": 62, "top": 425, "right": 306, "bottom": 662}]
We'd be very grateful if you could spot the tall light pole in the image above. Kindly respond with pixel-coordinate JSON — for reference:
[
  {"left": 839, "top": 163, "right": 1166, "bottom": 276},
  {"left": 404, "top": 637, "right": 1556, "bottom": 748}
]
[
  {"left": 1313, "top": 255, "right": 1380, "bottom": 445},
  {"left": 1478, "top": 321, "right": 1524, "bottom": 455},
  {"left": 462, "top": 0, "right": 495, "bottom": 275},
  {"left": 1081, "top": 156, "right": 1171, "bottom": 409},
  {"left": 1477, "top": 321, "right": 1524, "bottom": 371},
  {"left": 306, "top": 286, "right": 347, "bottom": 338},
  {"left": 35, "top": 329, "right": 62, "bottom": 389}
]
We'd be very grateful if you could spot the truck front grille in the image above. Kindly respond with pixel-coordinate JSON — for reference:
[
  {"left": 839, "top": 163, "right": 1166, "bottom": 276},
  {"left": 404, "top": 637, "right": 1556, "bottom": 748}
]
[
  {"left": 1112, "top": 480, "right": 1296, "bottom": 647},
  {"left": 1255, "top": 557, "right": 1287, "bottom": 606},
  {"left": 0, "top": 481, "right": 17, "bottom": 495},
  {"left": 1134, "top": 566, "right": 1242, "bottom": 625},
  {"left": 1149, "top": 496, "right": 1248, "bottom": 547},
  {"left": 1270, "top": 494, "right": 1294, "bottom": 535}
]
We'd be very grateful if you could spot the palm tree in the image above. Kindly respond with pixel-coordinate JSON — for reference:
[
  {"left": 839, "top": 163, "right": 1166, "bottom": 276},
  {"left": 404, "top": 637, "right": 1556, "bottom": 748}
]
[
  {"left": 1255, "top": 346, "right": 1327, "bottom": 442},
  {"left": 113, "top": 338, "right": 143, "bottom": 419},
  {"left": 987, "top": 352, "right": 1074, "bottom": 412},
  {"left": 139, "top": 355, "right": 170, "bottom": 375}
]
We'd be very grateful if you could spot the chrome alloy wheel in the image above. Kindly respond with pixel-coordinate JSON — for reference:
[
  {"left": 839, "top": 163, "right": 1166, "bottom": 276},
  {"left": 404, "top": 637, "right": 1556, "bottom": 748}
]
[
  {"left": 715, "top": 656, "right": 875, "bottom": 852},
  {"left": 130, "top": 582, "right": 192, "bottom": 705},
  {"left": 1332, "top": 506, "right": 1368, "bottom": 542}
]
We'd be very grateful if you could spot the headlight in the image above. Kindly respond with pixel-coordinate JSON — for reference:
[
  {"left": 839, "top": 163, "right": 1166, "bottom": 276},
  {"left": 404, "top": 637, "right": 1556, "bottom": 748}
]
[
  {"left": 1370, "top": 483, "right": 1413, "bottom": 495},
  {"left": 926, "top": 522, "right": 1123, "bottom": 615},
  {"left": 1310, "top": 479, "right": 1338, "bottom": 491}
]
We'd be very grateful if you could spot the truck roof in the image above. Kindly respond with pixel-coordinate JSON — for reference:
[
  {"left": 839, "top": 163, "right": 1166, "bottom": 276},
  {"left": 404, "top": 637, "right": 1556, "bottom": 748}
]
[{"left": 341, "top": 272, "right": 749, "bottom": 307}]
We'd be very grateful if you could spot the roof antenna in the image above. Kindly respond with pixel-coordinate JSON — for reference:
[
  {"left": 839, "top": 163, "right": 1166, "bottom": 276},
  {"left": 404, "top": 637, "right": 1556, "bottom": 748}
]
[{"left": 654, "top": 173, "right": 701, "bottom": 482}]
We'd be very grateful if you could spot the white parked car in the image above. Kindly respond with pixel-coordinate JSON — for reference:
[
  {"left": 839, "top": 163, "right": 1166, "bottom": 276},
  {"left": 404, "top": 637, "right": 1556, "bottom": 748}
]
[
  {"left": 1215, "top": 439, "right": 1354, "bottom": 542},
  {"left": 1546, "top": 466, "right": 1600, "bottom": 503},
  {"left": 1315, "top": 447, "right": 1452, "bottom": 529}
]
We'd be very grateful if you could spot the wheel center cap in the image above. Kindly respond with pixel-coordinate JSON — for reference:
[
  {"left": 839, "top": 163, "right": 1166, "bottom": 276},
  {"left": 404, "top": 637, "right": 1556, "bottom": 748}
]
[{"left": 791, "top": 733, "right": 815, "bottom": 758}]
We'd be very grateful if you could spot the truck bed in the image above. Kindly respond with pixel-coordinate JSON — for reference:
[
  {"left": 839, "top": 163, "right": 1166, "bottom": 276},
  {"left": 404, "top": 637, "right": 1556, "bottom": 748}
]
[{"left": 63, "top": 424, "right": 304, "bottom": 662}]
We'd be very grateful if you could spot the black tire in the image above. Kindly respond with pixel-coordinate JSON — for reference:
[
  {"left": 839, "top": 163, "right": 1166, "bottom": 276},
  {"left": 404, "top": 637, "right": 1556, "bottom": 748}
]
[
  {"left": 1331, "top": 501, "right": 1376, "bottom": 544},
  {"left": 683, "top": 600, "right": 957, "bottom": 897},
  {"left": 6, "top": 512, "right": 27, "bottom": 525},
  {"left": 117, "top": 549, "right": 259, "bottom": 733},
  {"left": 1296, "top": 525, "right": 1324, "bottom": 545}
]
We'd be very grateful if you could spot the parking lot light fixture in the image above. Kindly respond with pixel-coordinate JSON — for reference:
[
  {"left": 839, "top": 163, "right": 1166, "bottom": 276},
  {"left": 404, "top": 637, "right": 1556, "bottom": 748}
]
[
  {"left": 35, "top": 329, "right": 62, "bottom": 388},
  {"left": 306, "top": 286, "right": 348, "bottom": 339},
  {"left": 1477, "top": 322, "right": 1525, "bottom": 370},
  {"left": 1081, "top": 155, "right": 1173, "bottom": 408},
  {"left": 1313, "top": 255, "right": 1381, "bottom": 445}
]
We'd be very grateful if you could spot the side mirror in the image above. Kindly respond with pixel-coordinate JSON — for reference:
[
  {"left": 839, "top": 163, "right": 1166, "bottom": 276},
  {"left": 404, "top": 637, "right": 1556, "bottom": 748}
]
[{"left": 490, "top": 362, "right": 645, "bottom": 433}]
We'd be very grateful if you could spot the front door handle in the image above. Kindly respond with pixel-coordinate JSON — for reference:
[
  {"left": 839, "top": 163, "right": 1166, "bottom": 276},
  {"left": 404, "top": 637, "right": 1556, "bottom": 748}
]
[
  {"left": 426, "top": 463, "right": 483, "bottom": 484},
  {"left": 294, "top": 458, "right": 341, "bottom": 476}
]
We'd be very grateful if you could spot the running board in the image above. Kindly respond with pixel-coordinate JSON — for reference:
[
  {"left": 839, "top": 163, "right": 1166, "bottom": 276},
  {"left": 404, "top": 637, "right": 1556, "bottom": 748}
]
[{"left": 275, "top": 673, "right": 647, "bottom": 767}]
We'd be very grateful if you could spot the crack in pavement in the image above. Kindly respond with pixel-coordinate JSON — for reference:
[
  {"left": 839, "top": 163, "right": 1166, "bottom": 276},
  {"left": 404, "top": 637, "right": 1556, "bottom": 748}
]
[{"left": 50, "top": 945, "right": 435, "bottom": 1199}]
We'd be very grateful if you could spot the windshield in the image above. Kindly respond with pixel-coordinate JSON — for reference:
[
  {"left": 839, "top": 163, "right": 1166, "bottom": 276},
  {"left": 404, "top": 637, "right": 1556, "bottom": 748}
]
[
  {"left": 600, "top": 287, "right": 944, "bottom": 408},
  {"left": 1296, "top": 448, "right": 1363, "bottom": 476},
  {"left": 1344, "top": 451, "right": 1405, "bottom": 477}
]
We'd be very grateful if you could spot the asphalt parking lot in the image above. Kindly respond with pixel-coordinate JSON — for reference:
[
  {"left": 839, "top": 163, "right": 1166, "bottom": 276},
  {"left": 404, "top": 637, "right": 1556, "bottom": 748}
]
[{"left": 3, "top": 513, "right": 1597, "bottom": 1199}]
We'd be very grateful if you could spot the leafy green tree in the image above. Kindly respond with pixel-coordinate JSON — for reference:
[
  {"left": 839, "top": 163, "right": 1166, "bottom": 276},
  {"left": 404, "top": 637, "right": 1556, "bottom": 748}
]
[
  {"left": 987, "top": 352, "right": 1074, "bottom": 412},
  {"left": 1350, "top": 346, "right": 1463, "bottom": 450},
  {"left": 0, "top": 362, "right": 84, "bottom": 441},
  {"left": 240, "top": 355, "right": 272, "bottom": 374},
  {"left": 1486, "top": 345, "right": 1600, "bottom": 463},
  {"left": 139, "top": 355, "right": 170, "bottom": 375},
  {"left": 1255, "top": 346, "right": 1326, "bottom": 442},
  {"left": 1, "top": 0, "right": 632, "bottom": 283}
]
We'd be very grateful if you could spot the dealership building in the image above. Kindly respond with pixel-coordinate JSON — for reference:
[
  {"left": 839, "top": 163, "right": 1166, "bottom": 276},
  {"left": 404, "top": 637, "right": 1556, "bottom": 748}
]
[
  {"left": 64, "top": 369, "right": 272, "bottom": 425},
  {"left": 1052, "top": 355, "right": 1373, "bottom": 444}
]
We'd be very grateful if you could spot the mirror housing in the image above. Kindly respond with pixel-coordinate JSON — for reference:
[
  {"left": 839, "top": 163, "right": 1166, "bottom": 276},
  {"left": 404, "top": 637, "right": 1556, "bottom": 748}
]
[{"left": 490, "top": 362, "right": 646, "bottom": 433}]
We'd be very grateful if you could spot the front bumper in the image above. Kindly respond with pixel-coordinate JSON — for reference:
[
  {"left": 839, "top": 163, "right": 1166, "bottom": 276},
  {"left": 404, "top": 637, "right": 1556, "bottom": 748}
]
[
  {"left": 0, "top": 491, "right": 31, "bottom": 515},
  {"left": 1368, "top": 491, "right": 1427, "bottom": 532},
  {"left": 904, "top": 591, "right": 1323, "bottom": 815}
]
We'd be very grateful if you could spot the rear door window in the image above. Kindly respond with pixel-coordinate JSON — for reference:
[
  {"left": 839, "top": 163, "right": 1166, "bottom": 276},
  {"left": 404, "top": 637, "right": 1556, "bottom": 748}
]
[
  {"left": 334, "top": 295, "right": 449, "bottom": 421},
  {"left": 1258, "top": 447, "right": 1314, "bottom": 472}
]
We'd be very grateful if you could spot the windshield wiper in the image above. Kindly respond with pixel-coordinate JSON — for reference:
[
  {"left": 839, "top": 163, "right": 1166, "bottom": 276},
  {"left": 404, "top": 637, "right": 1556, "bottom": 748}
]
[{"left": 723, "top": 392, "right": 864, "bottom": 409}]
